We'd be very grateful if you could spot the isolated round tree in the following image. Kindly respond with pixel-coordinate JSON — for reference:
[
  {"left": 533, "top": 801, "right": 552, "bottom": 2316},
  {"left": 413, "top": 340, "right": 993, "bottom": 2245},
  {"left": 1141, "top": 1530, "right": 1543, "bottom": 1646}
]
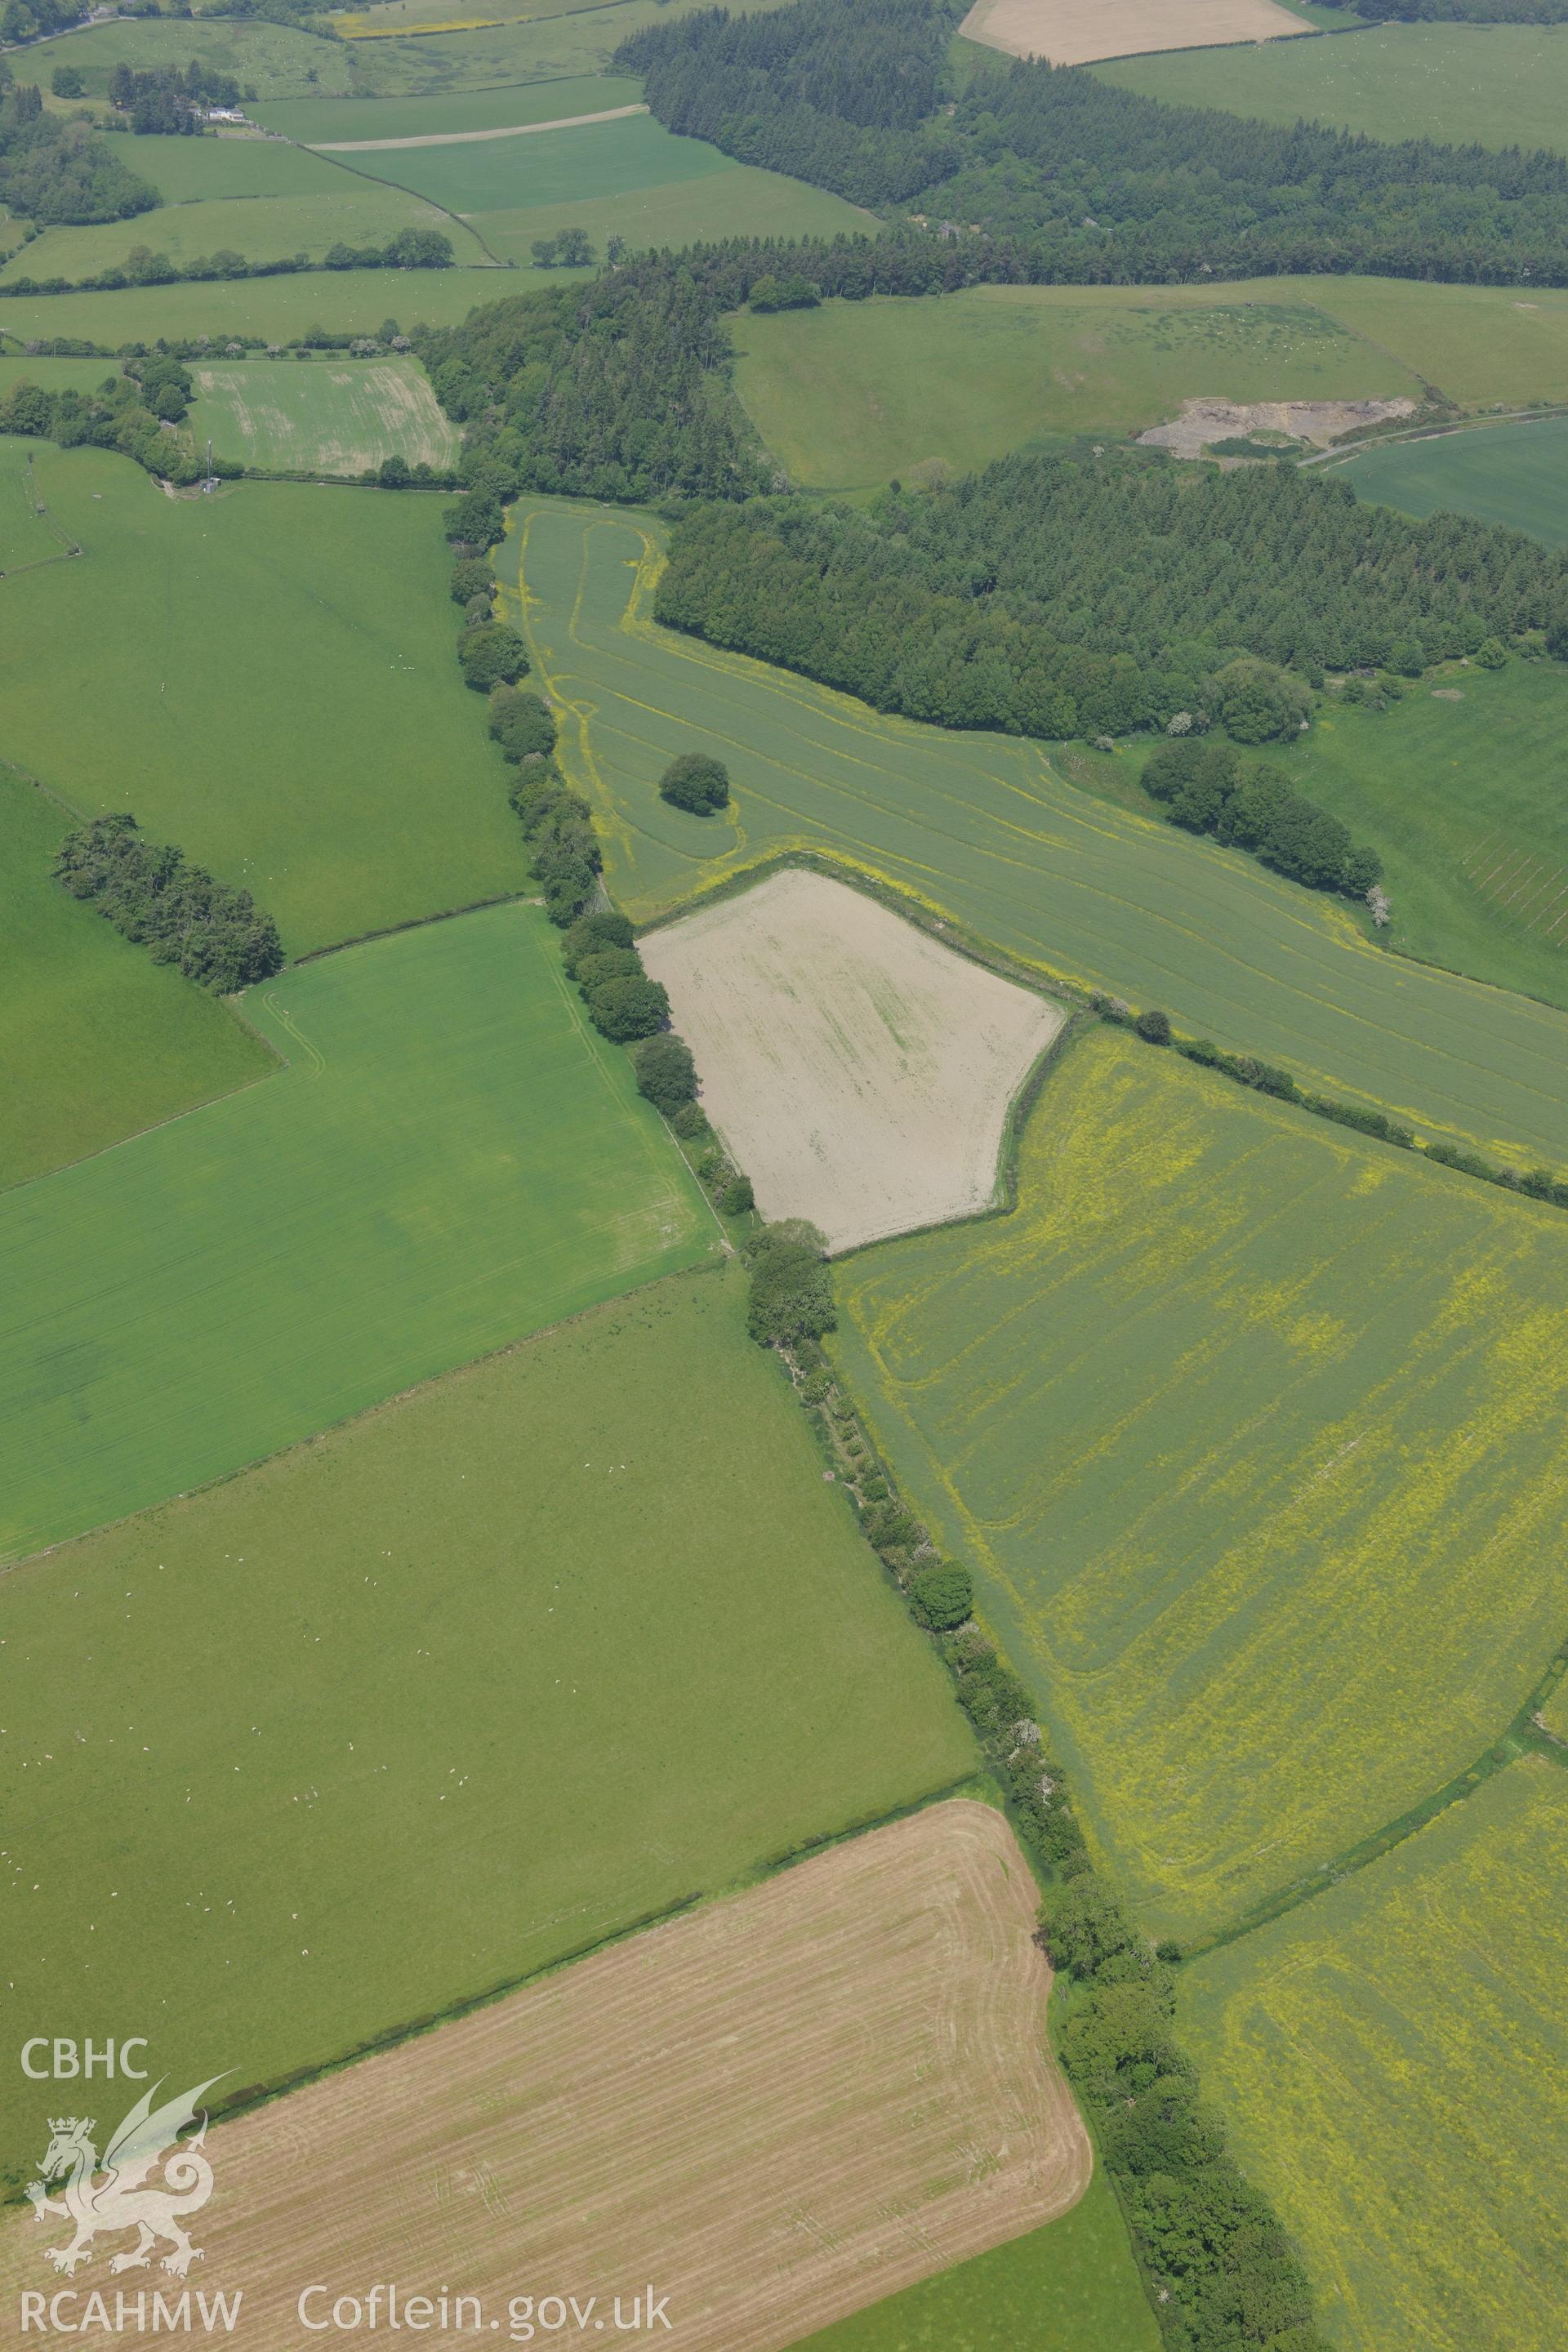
[{"left": 659, "top": 752, "right": 730, "bottom": 815}]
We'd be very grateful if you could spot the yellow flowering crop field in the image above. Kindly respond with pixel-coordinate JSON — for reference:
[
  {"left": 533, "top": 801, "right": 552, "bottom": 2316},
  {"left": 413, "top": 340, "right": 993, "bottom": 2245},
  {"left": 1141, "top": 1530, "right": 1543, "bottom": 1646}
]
[
  {"left": 1181, "top": 1757, "right": 1568, "bottom": 2352},
  {"left": 832, "top": 1027, "right": 1568, "bottom": 1940}
]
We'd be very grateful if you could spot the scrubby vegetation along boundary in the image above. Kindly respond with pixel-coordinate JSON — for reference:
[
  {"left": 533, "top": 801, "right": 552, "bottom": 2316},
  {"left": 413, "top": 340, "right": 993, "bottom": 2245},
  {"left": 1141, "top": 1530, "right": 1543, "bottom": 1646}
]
[
  {"left": 734, "top": 1232, "right": 1329, "bottom": 2352},
  {"left": 656, "top": 459, "right": 1567, "bottom": 751},
  {"left": 621, "top": 0, "right": 1568, "bottom": 286},
  {"left": 0, "top": 225, "right": 458, "bottom": 300},
  {"left": 54, "top": 812, "right": 284, "bottom": 991}
]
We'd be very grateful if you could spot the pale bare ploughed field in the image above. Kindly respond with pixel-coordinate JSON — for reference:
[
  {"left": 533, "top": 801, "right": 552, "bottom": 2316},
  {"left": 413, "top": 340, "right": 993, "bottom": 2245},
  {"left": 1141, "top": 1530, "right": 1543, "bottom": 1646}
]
[
  {"left": 4, "top": 1803, "right": 1088, "bottom": 2350},
  {"left": 960, "top": 0, "right": 1308, "bottom": 65},
  {"left": 642, "top": 870, "right": 1065, "bottom": 1252}
]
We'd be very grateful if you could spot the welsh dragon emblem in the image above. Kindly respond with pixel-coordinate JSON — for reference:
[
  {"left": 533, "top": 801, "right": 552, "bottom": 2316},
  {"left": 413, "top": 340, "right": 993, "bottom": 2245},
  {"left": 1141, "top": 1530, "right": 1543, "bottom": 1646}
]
[{"left": 28, "top": 2078, "right": 225, "bottom": 2279}]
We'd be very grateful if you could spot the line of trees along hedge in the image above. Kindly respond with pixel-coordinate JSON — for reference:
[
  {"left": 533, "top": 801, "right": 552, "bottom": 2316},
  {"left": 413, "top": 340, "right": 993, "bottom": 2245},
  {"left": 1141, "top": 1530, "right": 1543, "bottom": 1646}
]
[
  {"left": 1, "top": 225, "right": 454, "bottom": 300},
  {"left": 56, "top": 814, "right": 283, "bottom": 991},
  {"left": 655, "top": 456, "right": 1567, "bottom": 741},
  {"left": 620, "top": 0, "right": 1568, "bottom": 286},
  {"left": 0, "top": 79, "right": 158, "bottom": 226},
  {"left": 750, "top": 1285, "right": 1329, "bottom": 2351}
]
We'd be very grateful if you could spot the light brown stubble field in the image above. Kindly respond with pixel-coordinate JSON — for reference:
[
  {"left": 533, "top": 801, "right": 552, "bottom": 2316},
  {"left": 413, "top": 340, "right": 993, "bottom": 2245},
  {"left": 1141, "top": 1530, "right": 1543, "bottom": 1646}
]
[
  {"left": 2, "top": 1802, "right": 1089, "bottom": 2350},
  {"left": 960, "top": 0, "right": 1308, "bottom": 65}
]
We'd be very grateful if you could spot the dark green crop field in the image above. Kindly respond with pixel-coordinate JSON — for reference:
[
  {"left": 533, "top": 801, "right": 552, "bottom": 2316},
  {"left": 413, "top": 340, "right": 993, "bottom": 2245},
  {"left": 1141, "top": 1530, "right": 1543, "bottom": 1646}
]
[{"left": 1334, "top": 416, "right": 1568, "bottom": 546}]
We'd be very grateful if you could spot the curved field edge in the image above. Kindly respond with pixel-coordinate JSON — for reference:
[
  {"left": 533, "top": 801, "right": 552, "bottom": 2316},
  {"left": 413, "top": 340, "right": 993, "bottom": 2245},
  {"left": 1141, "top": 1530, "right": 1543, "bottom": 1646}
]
[
  {"left": 1180, "top": 1757, "right": 1568, "bottom": 2352},
  {"left": 506, "top": 497, "right": 1568, "bottom": 1170},
  {"left": 0, "top": 1265, "right": 978, "bottom": 2190},
  {"left": 827, "top": 1024, "right": 1568, "bottom": 1942}
]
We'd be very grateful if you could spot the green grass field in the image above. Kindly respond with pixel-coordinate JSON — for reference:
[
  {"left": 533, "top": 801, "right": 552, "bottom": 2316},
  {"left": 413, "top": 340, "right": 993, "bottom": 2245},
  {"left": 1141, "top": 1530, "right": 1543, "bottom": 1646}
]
[
  {"left": 1276, "top": 662, "right": 1568, "bottom": 1014},
  {"left": 13, "top": 16, "right": 353, "bottom": 100},
  {"left": 0, "top": 900, "right": 714, "bottom": 1560},
  {"left": 0, "top": 445, "right": 524, "bottom": 952},
  {"left": 0, "top": 432, "right": 78, "bottom": 569},
  {"left": 1182, "top": 1757, "right": 1568, "bottom": 2350},
  {"left": 252, "top": 71, "right": 644, "bottom": 143},
  {"left": 1317, "top": 275, "right": 1568, "bottom": 408},
  {"left": 327, "top": 109, "right": 733, "bottom": 216},
  {"left": 0, "top": 770, "right": 274, "bottom": 1190},
  {"left": 732, "top": 278, "right": 1568, "bottom": 487},
  {"left": 0, "top": 265, "right": 505, "bottom": 347},
  {"left": 0, "top": 1264, "right": 974, "bottom": 2179},
  {"left": 189, "top": 354, "right": 460, "bottom": 472},
  {"left": 830, "top": 1026, "right": 1568, "bottom": 1941},
  {"left": 1330, "top": 416, "right": 1568, "bottom": 545},
  {"left": 472, "top": 160, "right": 874, "bottom": 265},
  {"left": 1097, "top": 23, "right": 1568, "bottom": 157},
  {"left": 511, "top": 497, "right": 1568, "bottom": 1168},
  {"left": 0, "top": 185, "right": 488, "bottom": 283},
  {"left": 92, "top": 130, "right": 374, "bottom": 204},
  {"left": 794, "top": 2176, "right": 1160, "bottom": 2352},
  {"left": 733, "top": 287, "right": 1421, "bottom": 488}
]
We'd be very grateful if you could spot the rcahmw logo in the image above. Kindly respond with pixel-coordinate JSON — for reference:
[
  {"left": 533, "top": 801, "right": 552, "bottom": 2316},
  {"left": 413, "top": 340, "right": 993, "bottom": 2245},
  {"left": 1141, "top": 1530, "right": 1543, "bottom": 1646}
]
[{"left": 23, "top": 2070, "right": 229, "bottom": 2289}]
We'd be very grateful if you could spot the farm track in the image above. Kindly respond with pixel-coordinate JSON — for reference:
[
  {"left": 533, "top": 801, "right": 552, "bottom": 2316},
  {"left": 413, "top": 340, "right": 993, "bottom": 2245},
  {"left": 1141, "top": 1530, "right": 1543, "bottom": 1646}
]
[{"left": 311, "top": 99, "right": 647, "bottom": 147}]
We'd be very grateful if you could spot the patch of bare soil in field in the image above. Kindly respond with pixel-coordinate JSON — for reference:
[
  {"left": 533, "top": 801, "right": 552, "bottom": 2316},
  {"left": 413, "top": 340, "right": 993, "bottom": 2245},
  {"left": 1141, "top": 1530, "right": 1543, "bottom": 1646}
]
[
  {"left": 642, "top": 869, "right": 1065, "bottom": 1254},
  {"left": 3, "top": 1804, "right": 1089, "bottom": 2352},
  {"left": 1138, "top": 394, "right": 1417, "bottom": 456}
]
